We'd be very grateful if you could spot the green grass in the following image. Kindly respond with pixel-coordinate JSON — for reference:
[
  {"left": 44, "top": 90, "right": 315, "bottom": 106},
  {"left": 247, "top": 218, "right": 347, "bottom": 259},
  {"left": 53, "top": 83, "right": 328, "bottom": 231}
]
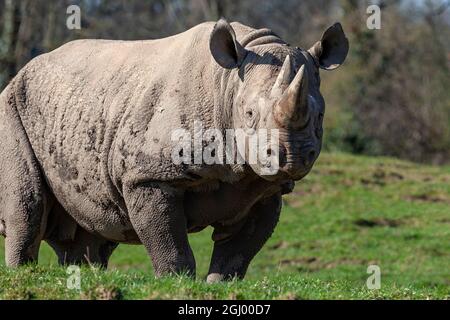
[{"left": 1, "top": 152, "right": 449, "bottom": 299}]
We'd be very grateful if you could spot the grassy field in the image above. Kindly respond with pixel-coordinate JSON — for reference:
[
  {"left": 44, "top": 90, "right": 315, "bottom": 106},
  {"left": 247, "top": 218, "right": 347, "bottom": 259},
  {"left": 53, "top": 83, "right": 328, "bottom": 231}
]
[{"left": 0, "top": 152, "right": 449, "bottom": 299}]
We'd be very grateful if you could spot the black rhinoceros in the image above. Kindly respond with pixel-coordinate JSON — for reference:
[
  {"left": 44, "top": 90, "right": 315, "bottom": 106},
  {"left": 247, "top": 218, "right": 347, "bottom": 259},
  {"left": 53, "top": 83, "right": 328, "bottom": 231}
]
[{"left": 0, "top": 19, "right": 348, "bottom": 282}]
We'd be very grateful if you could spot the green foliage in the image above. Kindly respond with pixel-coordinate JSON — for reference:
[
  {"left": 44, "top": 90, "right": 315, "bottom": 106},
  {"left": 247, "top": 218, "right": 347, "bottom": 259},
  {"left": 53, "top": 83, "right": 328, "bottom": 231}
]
[
  {"left": 0, "top": 152, "right": 449, "bottom": 299},
  {"left": 333, "top": 3, "right": 450, "bottom": 163},
  {"left": 322, "top": 103, "right": 382, "bottom": 155}
]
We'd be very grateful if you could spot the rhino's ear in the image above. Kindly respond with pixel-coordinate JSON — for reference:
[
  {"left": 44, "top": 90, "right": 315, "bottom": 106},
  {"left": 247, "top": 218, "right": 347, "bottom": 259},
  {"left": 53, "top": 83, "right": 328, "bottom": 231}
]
[
  {"left": 308, "top": 23, "right": 349, "bottom": 70},
  {"left": 210, "top": 19, "right": 247, "bottom": 69}
]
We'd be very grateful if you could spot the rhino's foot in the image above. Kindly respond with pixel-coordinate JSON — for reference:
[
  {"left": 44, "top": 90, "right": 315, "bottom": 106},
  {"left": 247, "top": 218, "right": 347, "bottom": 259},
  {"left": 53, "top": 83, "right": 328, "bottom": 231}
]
[
  {"left": 206, "top": 272, "right": 243, "bottom": 284},
  {"left": 152, "top": 251, "right": 196, "bottom": 278},
  {"left": 206, "top": 273, "right": 224, "bottom": 284},
  {"left": 4, "top": 204, "right": 47, "bottom": 267},
  {"left": 5, "top": 237, "right": 40, "bottom": 267},
  {"left": 206, "top": 254, "right": 248, "bottom": 283}
]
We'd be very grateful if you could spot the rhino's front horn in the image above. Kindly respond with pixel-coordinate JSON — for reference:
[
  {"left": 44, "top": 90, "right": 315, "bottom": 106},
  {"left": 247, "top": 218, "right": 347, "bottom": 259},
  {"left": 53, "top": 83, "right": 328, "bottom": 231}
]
[
  {"left": 271, "top": 55, "right": 293, "bottom": 97},
  {"left": 273, "top": 64, "right": 310, "bottom": 128}
]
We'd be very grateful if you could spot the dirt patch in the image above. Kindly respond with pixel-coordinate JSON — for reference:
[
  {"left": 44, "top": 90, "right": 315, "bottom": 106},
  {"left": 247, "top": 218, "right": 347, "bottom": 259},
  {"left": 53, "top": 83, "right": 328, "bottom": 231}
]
[
  {"left": 319, "top": 168, "right": 345, "bottom": 176},
  {"left": 341, "top": 178, "right": 356, "bottom": 187},
  {"left": 360, "top": 178, "right": 385, "bottom": 186},
  {"left": 323, "top": 258, "right": 369, "bottom": 269},
  {"left": 406, "top": 193, "right": 450, "bottom": 204},
  {"left": 280, "top": 257, "right": 318, "bottom": 266},
  {"left": 269, "top": 241, "right": 291, "bottom": 250},
  {"left": 292, "top": 184, "right": 324, "bottom": 196},
  {"left": 285, "top": 184, "right": 324, "bottom": 207},
  {"left": 353, "top": 218, "right": 401, "bottom": 228},
  {"left": 279, "top": 257, "right": 367, "bottom": 271},
  {"left": 389, "top": 172, "right": 405, "bottom": 180},
  {"left": 361, "top": 168, "right": 404, "bottom": 187}
]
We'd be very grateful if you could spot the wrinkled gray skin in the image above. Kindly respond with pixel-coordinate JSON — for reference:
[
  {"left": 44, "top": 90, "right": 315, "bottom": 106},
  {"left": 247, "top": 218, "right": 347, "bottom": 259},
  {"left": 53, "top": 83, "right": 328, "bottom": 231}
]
[{"left": 0, "top": 19, "right": 348, "bottom": 282}]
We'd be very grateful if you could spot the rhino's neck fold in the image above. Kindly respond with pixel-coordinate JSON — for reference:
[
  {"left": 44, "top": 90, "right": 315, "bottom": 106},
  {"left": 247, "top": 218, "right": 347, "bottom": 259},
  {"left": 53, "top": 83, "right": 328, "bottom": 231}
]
[{"left": 212, "top": 65, "right": 235, "bottom": 133}]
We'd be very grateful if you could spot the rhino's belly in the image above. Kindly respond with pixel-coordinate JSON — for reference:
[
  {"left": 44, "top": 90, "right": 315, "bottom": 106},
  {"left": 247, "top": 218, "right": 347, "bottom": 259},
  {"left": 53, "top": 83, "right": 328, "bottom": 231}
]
[
  {"left": 56, "top": 195, "right": 139, "bottom": 243},
  {"left": 45, "top": 173, "right": 140, "bottom": 243}
]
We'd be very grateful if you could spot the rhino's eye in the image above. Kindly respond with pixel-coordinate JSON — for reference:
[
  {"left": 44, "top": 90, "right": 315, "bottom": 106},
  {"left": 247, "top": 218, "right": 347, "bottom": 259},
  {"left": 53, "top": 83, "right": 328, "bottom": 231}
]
[{"left": 244, "top": 108, "right": 257, "bottom": 128}]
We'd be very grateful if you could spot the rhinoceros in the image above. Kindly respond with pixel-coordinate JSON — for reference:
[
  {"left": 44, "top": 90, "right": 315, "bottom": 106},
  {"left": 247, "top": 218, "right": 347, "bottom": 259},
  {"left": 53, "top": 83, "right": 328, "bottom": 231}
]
[{"left": 0, "top": 19, "right": 348, "bottom": 282}]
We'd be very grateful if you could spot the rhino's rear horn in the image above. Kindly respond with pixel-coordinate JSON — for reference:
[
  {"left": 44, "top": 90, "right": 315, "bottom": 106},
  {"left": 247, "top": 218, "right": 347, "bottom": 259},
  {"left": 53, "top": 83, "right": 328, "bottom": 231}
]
[
  {"left": 273, "top": 64, "right": 309, "bottom": 128},
  {"left": 270, "top": 55, "right": 294, "bottom": 97}
]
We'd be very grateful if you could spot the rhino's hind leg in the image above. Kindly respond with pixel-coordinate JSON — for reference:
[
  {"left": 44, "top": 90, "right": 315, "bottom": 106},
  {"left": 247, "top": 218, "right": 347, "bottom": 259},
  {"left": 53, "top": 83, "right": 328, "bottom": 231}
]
[
  {"left": 3, "top": 189, "right": 49, "bottom": 267},
  {"left": 0, "top": 94, "right": 49, "bottom": 266},
  {"left": 44, "top": 202, "right": 118, "bottom": 268},
  {"left": 207, "top": 194, "right": 282, "bottom": 283},
  {"left": 47, "top": 227, "right": 118, "bottom": 268}
]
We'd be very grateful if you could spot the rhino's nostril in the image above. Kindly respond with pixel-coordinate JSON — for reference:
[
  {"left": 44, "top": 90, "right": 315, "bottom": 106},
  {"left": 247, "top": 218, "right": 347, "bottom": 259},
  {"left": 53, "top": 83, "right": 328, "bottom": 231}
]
[
  {"left": 308, "top": 149, "right": 316, "bottom": 162},
  {"left": 302, "top": 148, "right": 316, "bottom": 167}
]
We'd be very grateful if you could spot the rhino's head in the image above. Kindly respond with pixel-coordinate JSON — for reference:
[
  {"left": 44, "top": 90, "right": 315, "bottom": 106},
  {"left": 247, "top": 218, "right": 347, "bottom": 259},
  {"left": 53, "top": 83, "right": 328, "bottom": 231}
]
[{"left": 209, "top": 19, "right": 349, "bottom": 181}]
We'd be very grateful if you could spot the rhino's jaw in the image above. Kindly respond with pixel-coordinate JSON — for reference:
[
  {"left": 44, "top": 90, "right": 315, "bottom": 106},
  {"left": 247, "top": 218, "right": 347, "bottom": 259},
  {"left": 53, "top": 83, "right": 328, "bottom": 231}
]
[
  {"left": 256, "top": 166, "right": 311, "bottom": 182},
  {"left": 282, "top": 166, "right": 313, "bottom": 181}
]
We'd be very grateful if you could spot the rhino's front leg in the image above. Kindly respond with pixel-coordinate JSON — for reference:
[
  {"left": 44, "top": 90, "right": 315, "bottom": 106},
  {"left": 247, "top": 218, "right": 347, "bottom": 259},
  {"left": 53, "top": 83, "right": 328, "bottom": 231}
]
[
  {"left": 207, "top": 193, "right": 282, "bottom": 283},
  {"left": 124, "top": 183, "right": 196, "bottom": 277}
]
